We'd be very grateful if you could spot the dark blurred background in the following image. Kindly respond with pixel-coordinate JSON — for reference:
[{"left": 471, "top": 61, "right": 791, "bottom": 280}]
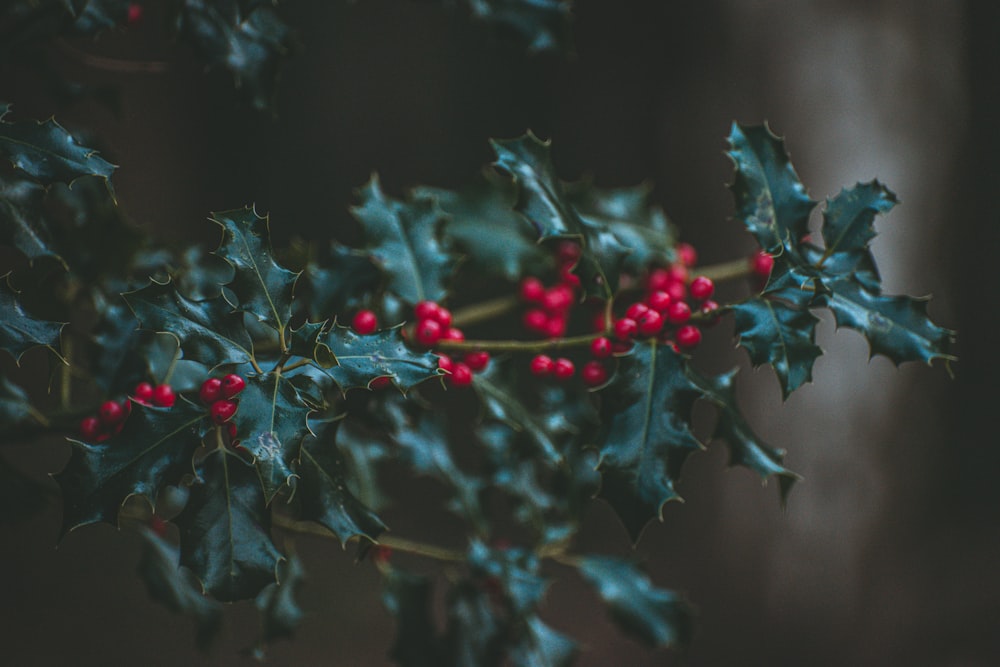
[{"left": 1, "top": 1, "right": 997, "bottom": 665}]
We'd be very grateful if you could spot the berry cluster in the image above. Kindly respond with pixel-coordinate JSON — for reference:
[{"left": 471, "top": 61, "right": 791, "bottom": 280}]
[
  {"left": 198, "top": 374, "right": 246, "bottom": 430},
  {"left": 410, "top": 300, "right": 489, "bottom": 388},
  {"left": 519, "top": 240, "right": 583, "bottom": 340},
  {"left": 78, "top": 382, "right": 175, "bottom": 442}
]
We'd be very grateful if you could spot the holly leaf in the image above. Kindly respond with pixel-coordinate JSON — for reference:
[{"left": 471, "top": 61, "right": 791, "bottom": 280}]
[
  {"left": 474, "top": 365, "right": 564, "bottom": 466},
  {"left": 211, "top": 207, "right": 299, "bottom": 334},
  {"left": 466, "top": 0, "right": 572, "bottom": 52},
  {"left": 691, "top": 369, "right": 800, "bottom": 500},
  {"left": 316, "top": 324, "right": 442, "bottom": 393},
  {"left": 0, "top": 174, "right": 63, "bottom": 265},
  {"left": 819, "top": 275, "right": 956, "bottom": 366},
  {"left": 0, "top": 375, "right": 31, "bottom": 428},
  {"left": 176, "top": 450, "right": 282, "bottom": 602},
  {"left": 577, "top": 556, "right": 692, "bottom": 649},
  {"left": 54, "top": 398, "right": 209, "bottom": 535},
  {"left": 123, "top": 279, "right": 254, "bottom": 367},
  {"left": 253, "top": 554, "right": 305, "bottom": 655},
  {"left": 304, "top": 242, "right": 381, "bottom": 320},
  {"left": 137, "top": 527, "right": 223, "bottom": 651},
  {"left": 467, "top": 540, "right": 547, "bottom": 616},
  {"left": 295, "top": 423, "right": 386, "bottom": 546},
  {"left": 727, "top": 122, "right": 816, "bottom": 250},
  {"left": 446, "top": 581, "right": 506, "bottom": 667},
  {"left": 509, "top": 617, "right": 578, "bottom": 667},
  {"left": 236, "top": 373, "right": 313, "bottom": 503},
  {"left": 352, "top": 175, "right": 455, "bottom": 307},
  {"left": 287, "top": 319, "right": 326, "bottom": 360},
  {"left": 731, "top": 297, "right": 823, "bottom": 399},
  {"left": 819, "top": 181, "right": 897, "bottom": 270},
  {"left": 596, "top": 341, "right": 704, "bottom": 542},
  {"left": 0, "top": 275, "right": 63, "bottom": 362},
  {"left": 0, "top": 104, "right": 116, "bottom": 195},
  {"left": 491, "top": 132, "right": 584, "bottom": 241},
  {"left": 383, "top": 568, "right": 445, "bottom": 667}
]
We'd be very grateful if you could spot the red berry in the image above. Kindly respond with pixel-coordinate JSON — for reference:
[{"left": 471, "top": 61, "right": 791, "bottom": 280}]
[
  {"left": 464, "top": 351, "right": 490, "bottom": 372},
  {"left": 370, "top": 376, "right": 392, "bottom": 390},
  {"left": 612, "top": 340, "right": 633, "bottom": 354},
  {"left": 210, "top": 400, "right": 238, "bottom": 424},
  {"left": 625, "top": 302, "right": 650, "bottom": 321},
  {"left": 133, "top": 382, "right": 154, "bottom": 402},
  {"left": 414, "top": 300, "right": 440, "bottom": 321},
  {"left": 555, "top": 240, "right": 581, "bottom": 266},
  {"left": 559, "top": 267, "right": 582, "bottom": 290},
  {"left": 433, "top": 307, "right": 453, "bottom": 329},
  {"left": 666, "top": 301, "right": 691, "bottom": 325},
  {"left": 646, "top": 268, "right": 670, "bottom": 292},
  {"left": 689, "top": 276, "right": 715, "bottom": 301},
  {"left": 613, "top": 317, "right": 638, "bottom": 341},
  {"left": 544, "top": 314, "right": 567, "bottom": 339},
  {"left": 520, "top": 277, "right": 545, "bottom": 303},
  {"left": 199, "top": 377, "right": 222, "bottom": 404},
  {"left": 152, "top": 384, "right": 176, "bottom": 408},
  {"left": 449, "top": 363, "right": 473, "bottom": 387},
  {"left": 221, "top": 374, "right": 246, "bottom": 399},
  {"left": 414, "top": 318, "right": 443, "bottom": 347},
  {"left": 352, "top": 309, "right": 378, "bottom": 335},
  {"left": 99, "top": 400, "right": 124, "bottom": 426},
  {"left": 646, "top": 290, "right": 671, "bottom": 312},
  {"left": 441, "top": 327, "right": 465, "bottom": 342},
  {"left": 126, "top": 3, "right": 143, "bottom": 26},
  {"left": 637, "top": 310, "right": 664, "bottom": 336},
  {"left": 542, "top": 285, "right": 574, "bottom": 313},
  {"left": 80, "top": 416, "right": 101, "bottom": 441},
  {"left": 227, "top": 422, "right": 238, "bottom": 440},
  {"left": 590, "top": 336, "right": 612, "bottom": 359},
  {"left": 523, "top": 308, "right": 549, "bottom": 334},
  {"left": 751, "top": 251, "right": 775, "bottom": 278},
  {"left": 700, "top": 300, "right": 721, "bottom": 326},
  {"left": 552, "top": 358, "right": 575, "bottom": 380},
  {"left": 438, "top": 354, "right": 453, "bottom": 373},
  {"left": 530, "top": 355, "right": 554, "bottom": 377},
  {"left": 95, "top": 432, "right": 110, "bottom": 443},
  {"left": 676, "top": 242, "right": 698, "bottom": 267},
  {"left": 666, "top": 282, "right": 687, "bottom": 302},
  {"left": 676, "top": 325, "right": 702, "bottom": 349},
  {"left": 667, "top": 265, "right": 689, "bottom": 285},
  {"left": 581, "top": 361, "right": 609, "bottom": 387}
]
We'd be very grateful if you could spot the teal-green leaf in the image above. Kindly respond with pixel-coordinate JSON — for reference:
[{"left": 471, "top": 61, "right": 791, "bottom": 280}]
[
  {"left": 303, "top": 242, "right": 381, "bottom": 321},
  {"left": 474, "top": 364, "right": 564, "bottom": 466},
  {"left": 577, "top": 555, "right": 692, "bottom": 649},
  {"left": 123, "top": 279, "right": 254, "bottom": 367},
  {"left": 137, "top": 527, "right": 223, "bottom": 651},
  {"left": 0, "top": 275, "right": 63, "bottom": 362},
  {"left": 295, "top": 424, "right": 386, "bottom": 546},
  {"left": 0, "top": 104, "right": 116, "bottom": 194},
  {"left": 731, "top": 297, "right": 823, "bottom": 399},
  {"left": 466, "top": 0, "right": 572, "bottom": 52},
  {"left": 509, "top": 617, "right": 578, "bottom": 667},
  {"left": 820, "top": 180, "right": 897, "bottom": 270},
  {"left": 0, "top": 375, "right": 31, "bottom": 427},
  {"left": 176, "top": 451, "right": 282, "bottom": 602},
  {"left": 235, "top": 373, "right": 313, "bottom": 503},
  {"left": 596, "top": 341, "right": 704, "bottom": 542},
  {"left": 691, "top": 369, "right": 800, "bottom": 500},
  {"left": 819, "top": 275, "right": 955, "bottom": 366},
  {"left": 0, "top": 174, "right": 63, "bottom": 265},
  {"left": 253, "top": 554, "right": 305, "bottom": 652},
  {"left": 727, "top": 122, "right": 816, "bottom": 250},
  {"left": 211, "top": 207, "right": 299, "bottom": 334},
  {"left": 316, "top": 324, "right": 442, "bottom": 393},
  {"left": 352, "top": 176, "right": 455, "bottom": 307},
  {"left": 54, "top": 398, "right": 209, "bottom": 535}
]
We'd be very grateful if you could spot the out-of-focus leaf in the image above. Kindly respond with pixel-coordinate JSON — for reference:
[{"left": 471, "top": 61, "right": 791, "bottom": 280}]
[
  {"left": 0, "top": 275, "right": 63, "bottom": 362},
  {"left": 253, "top": 554, "right": 305, "bottom": 653},
  {"left": 0, "top": 174, "right": 62, "bottom": 265},
  {"left": 304, "top": 242, "right": 381, "bottom": 321},
  {"left": 465, "top": 0, "right": 572, "bottom": 52},
  {"left": 383, "top": 568, "right": 444, "bottom": 667}
]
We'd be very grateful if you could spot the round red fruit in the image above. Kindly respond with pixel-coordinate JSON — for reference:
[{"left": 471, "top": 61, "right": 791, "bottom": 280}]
[
  {"left": 210, "top": 400, "right": 238, "bottom": 424},
  {"left": 126, "top": 3, "right": 142, "bottom": 26},
  {"left": 637, "top": 310, "right": 664, "bottom": 336},
  {"left": 464, "top": 351, "right": 490, "bottom": 372},
  {"left": 559, "top": 268, "right": 582, "bottom": 290},
  {"left": 352, "top": 309, "right": 378, "bottom": 335},
  {"left": 438, "top": 354, "right": 453, "bottom": 374},
  {"left": 152, "top": 384, "right": 176, "bottom": 408},
  {"left": 199, "top": 377, "right": 222, "bottom": 404},
  {"left": 625, "top": 302, "right": 650, "bottom": 321},
  {"left": 676, "top": 242, "right": 698, "bottom": 267},
  {"left": 542, "top": 285, "right": 574, "bottom": 313},
  {"left": 414, "top": 318, "right": 443, "bottom": 347},
  {"left": 700, "top": 300, "right": 721, "bottom": 326},
  {"left": 530, "top": 354, "right": 554, "bottom": 377},
  {"left": 544, "top": 314, "right": 567, "bottom": 339},
  {"left": 581, "top": 361, "right": 609, "bottom": 387},
  {"left": 646, "top": 268, "right": 670, "bottom": 292},
  {"left": 80, "top": 416, "right": 101, "bottom": 440},
  {"left": 222, "top": 374, "right": 246, "bottom": 399},
  {"left": 520, "top": 277, "right": 545, "bottom": 303},
  {"left": 449, "top": 363, "right": 473, "bottom": 387},
  {"left": 666, "top": 301, "right": 691, "bottom": 325},
  {"left": 433, "top": 307, "right": 453, "bottom": 329},
  {"left": 414, "top": 300, "right": 440, "bottom": 321},
  {"left": 666, "top": 282, "right": 687, "bottom": 302},
  {"left": 441, "top": 327, "right": 465, "bottom": 342},
  {"left": 751, "top": 251, "right": 774, "bottom": 278},
  {"left": 646, "top": 290, "right": 671, "bottom": 312},
  {"left": 133, "top": 382, "right": 154, "bottom": 402},
  {"left": 552, "top": 358, "right": 575, "bottom": 380},
  {"left": 613, "top": 317, "right": 638, "bottom": 342},
  {"left": 667, "top": 265, "right": 689, "bottom": 285},
  {"left": 99, "top": 400, "right": 124, "bottom": 426},
  {"left": 555, "top": 240, "right": 581, "bottom": 266},
  {"left": 689, "top": 276, "right": 715, "bottom": 301},
  {"left": 523, "top": 308, "right": 548, "bottom": 334},
  {"left": 590, "top": 336, "right": 612, "bottom": 359},
  {"left": 676, "top": 325, "right": 702, "bottom": 349}
]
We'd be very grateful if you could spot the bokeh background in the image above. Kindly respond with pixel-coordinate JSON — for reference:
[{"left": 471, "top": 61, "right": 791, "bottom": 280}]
[{"left": 1, "top": 1, "right": 997, "bottom": 665}]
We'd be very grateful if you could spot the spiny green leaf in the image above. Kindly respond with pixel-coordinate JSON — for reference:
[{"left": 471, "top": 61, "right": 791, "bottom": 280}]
[
  {"left": 727, "top": 122, "right": 816, "bottom": 250},
  {"left": 176, "top": 450, "right": 282, "bottom": 602},
  {"left": 0, "top": 174, "right": 63, "bottom": 265},
  {"left": 295, "top": 423, "right": 386, "bottom": 546},
  {"left": 0, "top": 275, "right": 63, "bottom": 362},
  {"left": 819, "top": 275, "right": 955, "bottom": 366},
  {"left": 691, "top": 368, "right": 799, "bottom": 500},
  {"left": 820, "top": 180, "right": 897, "bottom": 270},
  {"left": 303, "top": 242, "right": 381, "bottom": 321},
  {"left": 137, "top": 527, "right": 223, "bottom": 651},
  {"left": 474, "top": 364, "right": 564, "bottom": 466},
  {"left": 731, "top": 297, "right": 823, "bottom": 399},
  {"left": 383, "top": 568, "right": 444, "bottom": 667},
  {"left": 352, "top": 175, "right": 456, "bottom": 307},
  {"left": 596, "top": 341, "right": 703, "bottom": 542},
  {"left": 211, "top": 207, "right": 299, "bottom": 334},
  {"left": 123, "top": 279, "right": 254, "bottom": 368},
  {"left": 236, "top": 372, "right": 312, "bottom": 503},
  {"left": 253, "top": 554, "right": 305, "bottom": 653},
  {"left": 316, "top": 324, "right": 443, "bottom": 393},
  {"left": 54, "top": 398, "right": 209, "bottom": 535},
  {"left": 0, "top": 104, "right": 116, "bottom": 194},
  {"left": 287, "top": 319, "right": 326, "bottom": 360},
  {"left": 466, "top": 0, "right": 572, "bottom": 52},
  {"left": 577, "top": 556, "right": 692, "bottom": 649},
  {"left": 0, "top": 375, "right": 31, "bottom": 427}
]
